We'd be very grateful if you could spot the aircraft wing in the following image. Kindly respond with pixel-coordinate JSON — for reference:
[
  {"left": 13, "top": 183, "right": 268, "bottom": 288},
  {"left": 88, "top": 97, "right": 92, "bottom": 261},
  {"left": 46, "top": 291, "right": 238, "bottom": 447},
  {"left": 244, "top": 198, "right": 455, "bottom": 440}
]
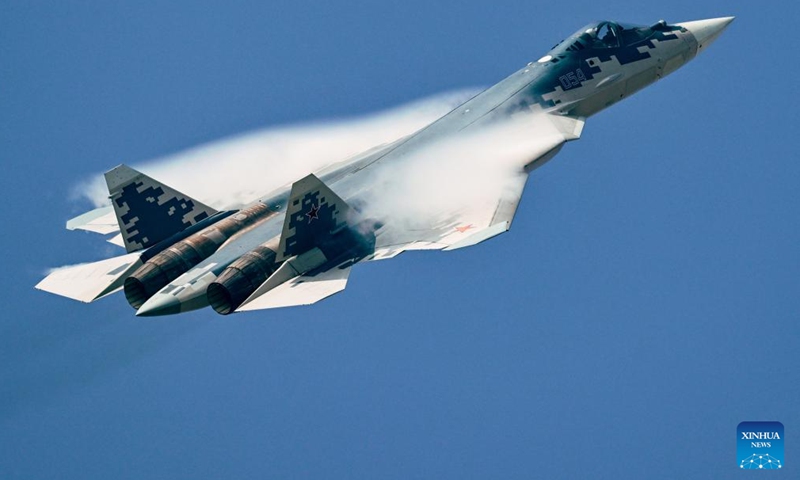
[{"left": 368, "top": 113, "right": 584, "bottom": 259}]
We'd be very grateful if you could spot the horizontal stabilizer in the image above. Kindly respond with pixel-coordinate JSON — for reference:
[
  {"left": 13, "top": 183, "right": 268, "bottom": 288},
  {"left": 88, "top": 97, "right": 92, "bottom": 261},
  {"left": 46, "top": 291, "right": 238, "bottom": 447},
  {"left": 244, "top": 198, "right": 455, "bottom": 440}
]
[
  {"left": 105, "top": 165, "right": 218, "bottom": 253},
  {"left": 36, "top": 253, "right": 143, "bottom": 303},
  {"left": 236, "top": 264, "right": 351, "bottom": 312}
]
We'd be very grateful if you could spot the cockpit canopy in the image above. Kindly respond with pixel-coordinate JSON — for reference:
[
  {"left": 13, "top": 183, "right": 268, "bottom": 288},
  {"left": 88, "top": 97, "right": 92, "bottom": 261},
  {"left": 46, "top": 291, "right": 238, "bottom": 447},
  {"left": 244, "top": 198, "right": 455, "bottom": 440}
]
[{"left": 548, "top": 21, "right": 658, "bottom": 55}]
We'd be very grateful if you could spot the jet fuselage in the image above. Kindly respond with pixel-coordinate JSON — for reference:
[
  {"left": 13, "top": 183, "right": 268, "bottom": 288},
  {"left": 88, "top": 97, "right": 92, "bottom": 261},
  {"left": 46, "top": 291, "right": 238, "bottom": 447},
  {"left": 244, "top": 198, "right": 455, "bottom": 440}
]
[
  {"left": 35, "top": 17, "right": 734, "bottom": 316},
  {"left": 135, "top": 17, "right": 733, "bottom": 316}
]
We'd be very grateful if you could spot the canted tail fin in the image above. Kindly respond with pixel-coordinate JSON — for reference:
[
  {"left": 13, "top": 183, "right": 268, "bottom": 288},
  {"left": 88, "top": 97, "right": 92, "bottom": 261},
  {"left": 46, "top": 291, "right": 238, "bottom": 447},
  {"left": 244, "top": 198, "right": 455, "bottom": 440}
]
[
  {"left": 105, "top": 165, "right": 218, "bottom": 253},
  {"left": 230, "top": 174, "right": 375, "bottom": 313},
  {"left": 277, "top": 173, "right": 354, "bottom": 262}
]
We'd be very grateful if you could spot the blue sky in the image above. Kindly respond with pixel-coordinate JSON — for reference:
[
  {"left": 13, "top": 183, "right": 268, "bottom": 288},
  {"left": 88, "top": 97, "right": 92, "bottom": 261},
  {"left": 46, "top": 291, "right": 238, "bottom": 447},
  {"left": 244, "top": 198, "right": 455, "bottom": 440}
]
[{"left": 1, "top": 1, "right": 799, "bottom": 478}]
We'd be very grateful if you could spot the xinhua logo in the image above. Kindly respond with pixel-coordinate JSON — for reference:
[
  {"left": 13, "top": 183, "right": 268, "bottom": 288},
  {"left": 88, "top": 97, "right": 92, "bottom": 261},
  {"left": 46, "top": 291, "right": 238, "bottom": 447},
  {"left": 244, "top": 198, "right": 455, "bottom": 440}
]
[{"left": 737, "top": 421, "right": 784, "bottom": 470}]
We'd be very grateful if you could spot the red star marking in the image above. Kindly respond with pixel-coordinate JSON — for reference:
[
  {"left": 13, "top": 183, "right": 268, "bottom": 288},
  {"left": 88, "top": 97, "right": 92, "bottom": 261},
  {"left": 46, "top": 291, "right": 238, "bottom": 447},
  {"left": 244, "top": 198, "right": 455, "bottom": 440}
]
[
  {"left": 455, "top": 224, "right": 474, "bottom": 233},
  {"left": 305, "top": 204, "right": 320, "bottom": 222}
]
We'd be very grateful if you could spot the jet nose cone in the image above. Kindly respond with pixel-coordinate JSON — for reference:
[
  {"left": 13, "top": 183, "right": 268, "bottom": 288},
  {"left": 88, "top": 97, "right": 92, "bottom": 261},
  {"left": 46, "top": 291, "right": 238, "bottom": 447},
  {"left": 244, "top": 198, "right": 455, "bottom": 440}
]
[
  {"left": 136, "top": 294, "right": 182, "bottom": 317},
  {"left": 678, "top": 16, "right": 735, "bottom": 53}
]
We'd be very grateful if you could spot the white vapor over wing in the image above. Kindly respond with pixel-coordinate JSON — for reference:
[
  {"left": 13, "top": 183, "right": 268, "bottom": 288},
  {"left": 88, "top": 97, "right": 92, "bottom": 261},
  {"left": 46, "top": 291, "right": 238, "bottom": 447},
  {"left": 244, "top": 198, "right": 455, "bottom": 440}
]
[
  {"left": 359, "top": 113, "right": 567, "bottom": 230},
  {"left": 73, "top": 89, "right": 481, "bottom": 209}
]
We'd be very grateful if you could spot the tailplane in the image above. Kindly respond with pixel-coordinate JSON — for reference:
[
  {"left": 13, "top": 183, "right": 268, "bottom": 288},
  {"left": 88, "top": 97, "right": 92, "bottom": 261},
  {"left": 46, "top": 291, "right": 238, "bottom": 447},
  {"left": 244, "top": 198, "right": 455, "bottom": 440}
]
[{"left": 36, "top": 253, "right": 143, "bottom": 303}]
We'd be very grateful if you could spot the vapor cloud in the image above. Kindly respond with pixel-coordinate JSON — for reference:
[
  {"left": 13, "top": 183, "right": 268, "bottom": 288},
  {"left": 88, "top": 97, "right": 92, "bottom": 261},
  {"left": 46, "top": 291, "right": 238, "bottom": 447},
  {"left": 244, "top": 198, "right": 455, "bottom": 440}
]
[
  {"left": 73, "top": 89, "right": 481, "bottom": 210},
  {"left": 357, "top": 113, "right": 567, "bottom": 230}
]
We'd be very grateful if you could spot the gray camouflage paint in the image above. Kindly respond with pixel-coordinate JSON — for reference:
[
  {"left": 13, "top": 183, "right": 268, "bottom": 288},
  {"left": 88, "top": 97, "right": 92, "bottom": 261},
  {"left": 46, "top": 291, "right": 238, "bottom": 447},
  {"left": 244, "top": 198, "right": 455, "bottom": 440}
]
[
  {"left": 106, "top": 165, "right": 219, "bottom": 252},
  {"left": 114, "top": 181, "right": 211, "bottom": 250},
  {"left": 509, "top": 21, "right": 696, "bottom": 117}
]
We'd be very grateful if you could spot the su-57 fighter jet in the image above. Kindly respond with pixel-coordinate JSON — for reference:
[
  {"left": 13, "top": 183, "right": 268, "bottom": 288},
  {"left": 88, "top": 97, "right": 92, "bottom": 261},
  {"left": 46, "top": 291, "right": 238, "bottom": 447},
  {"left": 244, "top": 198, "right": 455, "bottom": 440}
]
[{"left": 37, "top": 17, "right": 734, "bottom": 316}]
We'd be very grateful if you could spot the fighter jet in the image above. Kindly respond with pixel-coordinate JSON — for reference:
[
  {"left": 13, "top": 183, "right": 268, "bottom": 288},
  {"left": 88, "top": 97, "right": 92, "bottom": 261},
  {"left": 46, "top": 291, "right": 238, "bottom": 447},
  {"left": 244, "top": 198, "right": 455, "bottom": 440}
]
[{"left": 37, "top": 17, "right": 734, "bottom": 316}]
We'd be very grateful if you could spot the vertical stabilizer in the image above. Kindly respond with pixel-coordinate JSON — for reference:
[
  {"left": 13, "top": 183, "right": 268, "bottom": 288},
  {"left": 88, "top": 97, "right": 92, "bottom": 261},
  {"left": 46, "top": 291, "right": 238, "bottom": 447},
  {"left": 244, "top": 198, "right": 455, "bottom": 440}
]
[
  {"left": 277, "top": 174, "right": 353, "bottom": 262},
  {"left": 105, "top": 165, "right": 218, "bottom": 253}
]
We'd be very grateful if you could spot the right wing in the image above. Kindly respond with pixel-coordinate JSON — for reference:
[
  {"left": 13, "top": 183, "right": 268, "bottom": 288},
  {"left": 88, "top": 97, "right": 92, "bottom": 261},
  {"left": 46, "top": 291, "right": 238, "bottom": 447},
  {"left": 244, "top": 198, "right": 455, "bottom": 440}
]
[{"left": 366, "top": 114, "right": 585, "bottom": 259}]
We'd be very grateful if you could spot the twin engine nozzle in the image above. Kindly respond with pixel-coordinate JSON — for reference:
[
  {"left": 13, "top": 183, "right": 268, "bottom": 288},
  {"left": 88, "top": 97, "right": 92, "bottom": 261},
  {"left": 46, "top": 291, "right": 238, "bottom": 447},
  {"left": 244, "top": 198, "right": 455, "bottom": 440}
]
[
  {"left": 206, "top": 244, "right": 280, "bottom": 315},
  {"left": 123, "top": 202, "right": 275, "bottom": 310},
  {"left": 207, "top": 218, "right": 380, "bottom": 315},
  {"left": 124, "top": 193, "right": 380, "bottom": 315}
]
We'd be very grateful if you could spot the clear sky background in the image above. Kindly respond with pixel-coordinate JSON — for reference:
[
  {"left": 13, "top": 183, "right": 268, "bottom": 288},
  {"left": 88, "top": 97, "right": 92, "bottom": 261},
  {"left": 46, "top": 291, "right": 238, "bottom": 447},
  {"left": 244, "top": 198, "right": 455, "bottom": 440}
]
[{"left": 1, "top": 1, "right": 798, "bottom": 479}]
